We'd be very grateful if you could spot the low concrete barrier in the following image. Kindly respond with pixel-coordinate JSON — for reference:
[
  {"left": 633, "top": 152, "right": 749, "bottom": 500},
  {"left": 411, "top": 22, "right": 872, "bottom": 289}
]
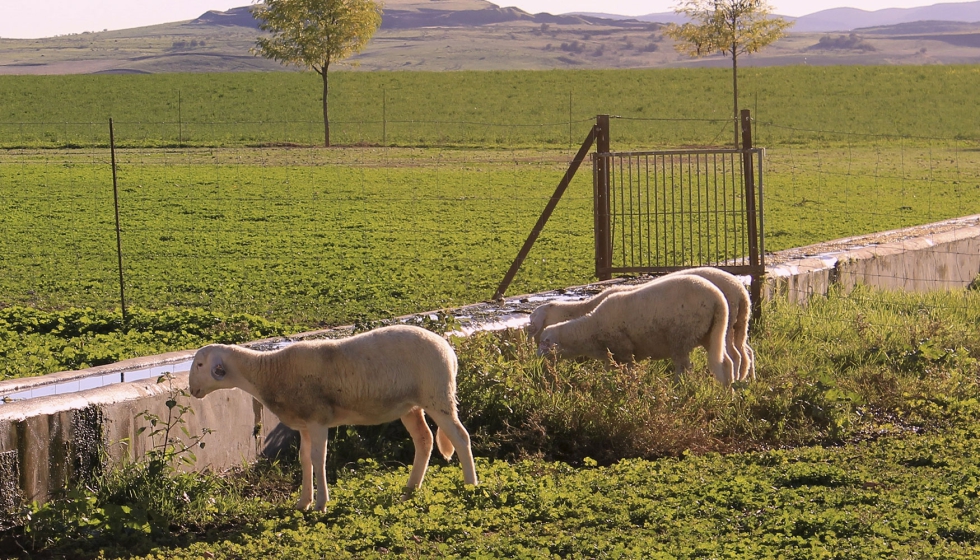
[
  {"left": 2, "top": 214, "right": 979, "bottom": 508},
  {"left": 764, "top": 215, "right": 980, "bottom": 303}
]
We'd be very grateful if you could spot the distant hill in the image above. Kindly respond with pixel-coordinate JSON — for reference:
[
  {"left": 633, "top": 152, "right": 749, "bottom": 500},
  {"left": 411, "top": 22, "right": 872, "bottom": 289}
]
[
  {"left": 3, "top": 0, "right": 980, "bottom": 74},
  {"left": 569, "top": 11, "right": 689, "bottom": 25},
  {"left": 591, "top": 0, "right": 980, "bottom": 31},
  {"left": 193, "top": 2, "right": 638, "bottom": 30},
  {"left": 791, "top": 1, "right": 980, "bottom": 32}
]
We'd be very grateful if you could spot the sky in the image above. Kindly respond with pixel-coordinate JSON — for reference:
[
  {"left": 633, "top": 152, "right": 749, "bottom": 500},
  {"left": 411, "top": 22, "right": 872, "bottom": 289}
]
[{"left": 0, "top": 0, "right": 970, "bottom": 39}]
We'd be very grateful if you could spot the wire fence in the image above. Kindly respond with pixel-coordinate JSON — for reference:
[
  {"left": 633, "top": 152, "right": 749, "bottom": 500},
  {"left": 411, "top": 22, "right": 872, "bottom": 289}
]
[{"left": 1, "top": 115, "right": 979, "bottom": 328}]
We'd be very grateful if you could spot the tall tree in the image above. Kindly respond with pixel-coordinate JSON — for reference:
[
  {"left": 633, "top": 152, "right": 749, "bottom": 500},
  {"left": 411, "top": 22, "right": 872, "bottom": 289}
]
[
  {"left": 665, "top": 0, "right": 791, "bottom": 148},
  {"left": 252, "top": 0, "right": 383, "bottom": 147}
]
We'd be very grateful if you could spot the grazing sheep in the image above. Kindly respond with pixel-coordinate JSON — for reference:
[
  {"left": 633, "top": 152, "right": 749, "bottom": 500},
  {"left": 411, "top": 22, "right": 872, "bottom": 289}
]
[
  {"left": 188, "top": 325, "right": 479, "bottom": 511},
  {"left": 538, "top": 275, "right": 735, "bottom": 387},
  {"left": 528, "top": 267, "right": 755, "bottom": 381},
  {"left": 674, "top": 268, "right": 755, "bottom": 382}
]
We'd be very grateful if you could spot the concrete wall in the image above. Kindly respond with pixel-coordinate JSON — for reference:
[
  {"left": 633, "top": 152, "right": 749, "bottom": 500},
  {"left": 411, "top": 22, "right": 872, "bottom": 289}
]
[
  {"left": 2, "top": 214, "right": 979, "bottom": 508},
  {"left": 0, "top": 368, "right": 283, "bottom": 508},
  {"left": 764, "top": 216, "right": 980, "bottom": 304}
]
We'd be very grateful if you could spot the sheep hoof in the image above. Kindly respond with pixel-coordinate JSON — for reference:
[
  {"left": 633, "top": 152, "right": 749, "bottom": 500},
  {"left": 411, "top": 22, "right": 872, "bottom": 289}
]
[
  {"left": 295, "top": 498, "right": 312, "bottom": 510},
  {"left": 400, "top": 487, "right": 417, "bottom": 502}
]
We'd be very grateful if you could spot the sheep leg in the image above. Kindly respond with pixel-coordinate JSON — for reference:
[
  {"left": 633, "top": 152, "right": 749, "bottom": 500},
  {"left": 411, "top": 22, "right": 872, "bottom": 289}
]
[
  {"left": 706, "top": 343, "right": 735, "bottom": 388},
  {"left": 733, "top": 301, "right": 753, "bottom": 381},
  {"left": 427, "top": 409, "right": 479, "bottom": 487},
  {"left": 296, "top": 428, "right": 314, "bottom": 510},
  {"left": 671, "top": 354, "right": 694, "bottom": 384},
  {"left": 310, "top": 424, "right": 331, "bottom": 511},
  {"left": 726, "top": 327, "right": 743, "bottom": 382},
  {"left": 400, "top": 407, "right": 434, "bottom": 492},
  {"left": 742, "top": 342, "right": 756, "bottom": 381}
]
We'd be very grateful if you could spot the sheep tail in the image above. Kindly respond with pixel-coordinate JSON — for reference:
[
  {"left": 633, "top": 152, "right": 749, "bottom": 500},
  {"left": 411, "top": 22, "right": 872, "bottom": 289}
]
[
  {"left": 708, "top": 298, "right": 735, "bottom": 387},
  {"left": 435, "top": 427, "right": 456, "bottom": 461}
]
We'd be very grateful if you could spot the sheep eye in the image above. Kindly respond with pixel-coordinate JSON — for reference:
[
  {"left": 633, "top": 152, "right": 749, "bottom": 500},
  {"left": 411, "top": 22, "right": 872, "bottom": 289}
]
[{"left": 197, "top": 363, "right": 203, "bottom": 367}]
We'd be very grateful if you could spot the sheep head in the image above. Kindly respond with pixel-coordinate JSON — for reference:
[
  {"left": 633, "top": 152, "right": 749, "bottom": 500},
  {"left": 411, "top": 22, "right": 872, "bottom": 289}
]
[
  {"left": 537, "top": 326, "right": 562, "bottom": 357},
  {"left": 188, "top": 344, "right": 234, "bottom": 398},
  {"left": 527, "top": 304, "right": 551, "bottom": 343}
]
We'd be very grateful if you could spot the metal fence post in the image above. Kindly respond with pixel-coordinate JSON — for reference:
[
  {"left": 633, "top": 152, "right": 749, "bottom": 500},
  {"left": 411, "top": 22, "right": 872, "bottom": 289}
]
[
  {"left": 109, "top": 118, "right": 127, "bottom": 325},
  {"left": 594, "top": 114, "right": 612, "bottom": 280},
  {"left": 741, "top": 109, "right": 762, "bottom": 323}
]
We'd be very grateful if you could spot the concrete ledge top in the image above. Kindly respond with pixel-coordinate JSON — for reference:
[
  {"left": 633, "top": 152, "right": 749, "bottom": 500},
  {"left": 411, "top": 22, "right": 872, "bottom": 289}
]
[
  {"left": 765, "top": 215, "right": 980, "bottom": 278},
  {"left": 0, "top": 371, "right": 189, "bottom": 422}
]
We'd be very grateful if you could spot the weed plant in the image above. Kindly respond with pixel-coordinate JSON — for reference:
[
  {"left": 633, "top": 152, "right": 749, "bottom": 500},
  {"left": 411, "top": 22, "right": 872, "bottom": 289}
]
[{"left": 5, "top": 286, "right": 979, "bottom": 557}]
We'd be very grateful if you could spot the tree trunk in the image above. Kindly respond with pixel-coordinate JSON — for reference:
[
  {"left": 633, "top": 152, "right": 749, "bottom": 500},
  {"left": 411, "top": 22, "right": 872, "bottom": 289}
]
[
  {"left": 732, "top": 49, "right": 739, "bottom": 149},
  {"left": 321, "top": 66, "right": 330, "bottom": 148}
]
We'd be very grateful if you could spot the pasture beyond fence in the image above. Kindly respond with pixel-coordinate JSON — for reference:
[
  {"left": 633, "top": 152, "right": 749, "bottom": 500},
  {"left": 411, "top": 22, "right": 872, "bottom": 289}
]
[{"left": 1, "top": 110, "right": 980, "bottom": 333}]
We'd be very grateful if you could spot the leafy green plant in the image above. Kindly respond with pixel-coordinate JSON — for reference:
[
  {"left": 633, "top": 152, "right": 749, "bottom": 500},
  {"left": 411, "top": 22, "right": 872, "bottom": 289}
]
[{"left": 135, "top": 373, "right": 212, "bottom": 473}]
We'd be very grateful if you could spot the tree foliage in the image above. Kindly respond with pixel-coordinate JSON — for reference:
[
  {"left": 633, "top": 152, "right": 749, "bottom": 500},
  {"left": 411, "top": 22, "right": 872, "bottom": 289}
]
[
  {"left": 665, "top": 0, "right": 791, "bottom": 146},
  {"left": 251, "top": 0, "right": 383, "bottom": 146}
]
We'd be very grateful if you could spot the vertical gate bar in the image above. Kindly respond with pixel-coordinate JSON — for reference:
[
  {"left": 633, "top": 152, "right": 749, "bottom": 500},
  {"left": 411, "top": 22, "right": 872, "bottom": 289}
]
[
  {"left": 636, "top": 156, "right": 642, "bottom": 267},
  {"left": 710, "top": 153, "right": 718, "bottom": 265},
  {"left": 757, "top": 149, "right": 766, "bottom": 260},
  {"left": 645, "top": 155, "right": 652, "bottom": 268},
  {"left": 696, "top": 153, "right": 704, "bottom": 265},
  {"left": 732, "top": 151, "right": 743, "bottom": 265},
  {"left": 670, "top": 154, "right": 677, "bottom": 267},
  {"left": 619, "top": 156, "right": 633, "bottom": 266},
  {"left": 722, "top": 153, "right": 730, "bottom": 264},
  {"left": 594, "top": 115, "right": 611, "bottom": 280},
  {"left": 685, "top": 153, "right": 693, "bottom": 265},
  {"left": 629, "top": 156, "right": 637, "bottom": 267},
  {"left": 679, "top": 154, "right": 685, "bottom": 266},
  {"left": 629, "top": 157, "right": 643, "bottom": 266},
  {"left": 741, "top": 110, "right": 762, "bottom": 321},
  {"left": 616, "top": 155, "right": 622, "bottom": 268}
]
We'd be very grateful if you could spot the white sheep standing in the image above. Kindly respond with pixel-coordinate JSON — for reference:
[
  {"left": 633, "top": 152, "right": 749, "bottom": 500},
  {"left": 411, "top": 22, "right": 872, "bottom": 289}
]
[
  {"left": 188, "top": 325, "right": 479, "bottom": 511},
  {"left": 537, "top": 274, "right": 735, "bottom": 387},
  {"left": 528, "top": 267, "right": 755, "bottom": 381}
]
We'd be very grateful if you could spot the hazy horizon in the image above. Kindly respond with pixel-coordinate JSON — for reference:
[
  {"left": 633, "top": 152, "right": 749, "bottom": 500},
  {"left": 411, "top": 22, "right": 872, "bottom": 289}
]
[{"left": 2, "top": 0, "right": 975, "bottom": 39}]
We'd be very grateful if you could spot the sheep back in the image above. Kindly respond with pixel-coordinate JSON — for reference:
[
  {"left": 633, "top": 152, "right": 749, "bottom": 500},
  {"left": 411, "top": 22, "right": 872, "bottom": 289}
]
[
  {"left": 239, "top": 325, "right": 458, "bottom": 429},
  {"left": 541, "top": 275, "right": 728, "bottom": 364}
]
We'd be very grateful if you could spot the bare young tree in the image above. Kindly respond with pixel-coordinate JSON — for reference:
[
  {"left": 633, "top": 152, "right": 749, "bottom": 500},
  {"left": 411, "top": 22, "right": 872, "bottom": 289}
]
[
  {"left": 252, "top": 0, "right": 383, "bottom": 147},
  {"left": 665, "top": 0, "right": 791, "bottom": 147}
]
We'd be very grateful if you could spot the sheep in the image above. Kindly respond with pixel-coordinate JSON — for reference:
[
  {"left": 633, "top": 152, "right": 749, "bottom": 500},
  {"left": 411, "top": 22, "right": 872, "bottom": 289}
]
[
  {"left": 188, "top": 324, "right": 479, "bottom": 511},
  {"left": 537, "top": 274, "right": 735, "bottom": 387},
  {"left": 528, "top": 267, "right": 755, "bottom": 381},
  {"left": 672, "top": 268, "right": 755, "bottom": 382}
]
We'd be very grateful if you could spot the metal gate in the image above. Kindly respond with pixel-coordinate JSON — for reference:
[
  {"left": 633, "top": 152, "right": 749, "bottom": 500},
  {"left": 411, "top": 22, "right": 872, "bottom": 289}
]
[
  {"left": 494, "top": 111, "right": 765, "bottom": 316},
  {"left": 593, "top": 112, "right": 765, "bottom": 311}
]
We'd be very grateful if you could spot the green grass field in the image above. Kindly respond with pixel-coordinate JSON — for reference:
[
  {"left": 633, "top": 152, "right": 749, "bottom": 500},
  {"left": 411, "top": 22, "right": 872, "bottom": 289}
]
[
  {"left": 2, "top": 65, "right": 980, "bottom": 148},
  {"left": 0, "top": 66, "right": 978, "bottom": 345}
]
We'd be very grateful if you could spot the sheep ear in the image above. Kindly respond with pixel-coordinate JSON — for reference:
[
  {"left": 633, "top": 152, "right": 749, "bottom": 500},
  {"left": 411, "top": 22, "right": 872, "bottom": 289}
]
[{"left": 211, "top": 362, "right": 226, "bottom": 380}]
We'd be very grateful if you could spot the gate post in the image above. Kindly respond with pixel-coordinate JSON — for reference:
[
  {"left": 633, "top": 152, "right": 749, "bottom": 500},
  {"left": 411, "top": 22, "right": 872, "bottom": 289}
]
[
  {"left": 594, "top": 115, "right": 612, "bottom": 280},
  {"left": 740, "top": 109, "right": 763, "bottom": 323}
]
